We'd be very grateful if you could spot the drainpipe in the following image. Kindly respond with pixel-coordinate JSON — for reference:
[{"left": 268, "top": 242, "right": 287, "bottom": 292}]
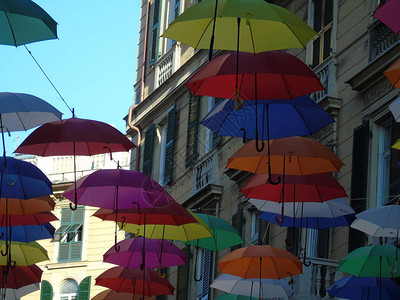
[
  {"left": 128, "top": 105, "right": 141, "bottom": 171},
  {"left": 141, "top": 0, "right": 151, "bottom": 102}
]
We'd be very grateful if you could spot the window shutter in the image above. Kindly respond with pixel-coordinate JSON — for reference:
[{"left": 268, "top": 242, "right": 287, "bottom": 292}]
[
  {"left": 176, "top": 247, "right": 189, "bottom": 299},
  {"left": 70, "top": 241, "right": 82, "bottom": 261},
  {"left": 349, "top": 122, "right": 369, "bottom": 251},
  {"left": 317, "top": 228, "right": 330, "bottom": 258},
  {"left": 58, "top": 243, "right": 70, "bottom": 261},
  {"left": 286, "top": 227, "right": 300, "bottom": 256},
  {"left": 324, "top": 0, "right": 333, "bottom": 26},
  {"left": 40, "top": 280, "right": 53, "bottom": 300},
  {"left": 258, "top": 218, "right": 269, "bottom": 245},
  {"left": 149, "top": 0, "right": 161, "bottom": 65},
  {"left": 143, "top": 124, "right": 156, "bottom": 177},
  {"left": 73, "top": 207, "right": 85, "bottom": 222},
  {"left": 311, "top": 37, "right": 321, "bottom": 68},
  {"left": 163, "top": 106, "right": 176, "bottom": 185},
  {"left": 390, "top": 116, "right": 400, "bottom": 201},
  {"left": 61, "top": 208, "right": 72, "bottom": 223},
  {"left": 77, "top": 276, "right": 91, "bottom": 300},
  {"left": 201, "top": 249, "right": 212, "bottom": 299},
  {"left": 212, "top": 98, "right": 223, "bottom": 148},
  {"left": 231, "top": 209, "right": 243, "bottom": 251},
  {"left": 313, "top": 0, "right": 323, "bottom": 31},
  {"left": 323, "top": 28, "right": 332, "bottom": 60},
  {"left": 186, "top": 95, "right": 201, "bottom": 167}
]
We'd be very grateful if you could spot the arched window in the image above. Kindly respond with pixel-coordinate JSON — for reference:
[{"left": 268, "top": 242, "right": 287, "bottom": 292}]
[{"left": 59, "top": 279, "right": 78, "bottom": 300}]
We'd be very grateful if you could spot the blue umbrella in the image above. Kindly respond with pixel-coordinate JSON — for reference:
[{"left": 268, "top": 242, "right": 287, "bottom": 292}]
[
  {"left": 259, "top": 211, "right": 356, "bottom": 229},
  {"left": 0, "top": 223, "right": 55, "bottom": 242},
  {"left": 328, "top": 276, "right": 400, "bottom": 300},
  {"left": 201, "top": 95, "right": 334, "bottom": 141}
]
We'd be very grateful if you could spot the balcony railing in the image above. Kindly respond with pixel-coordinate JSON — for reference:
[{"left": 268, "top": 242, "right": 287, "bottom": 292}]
[
  {"left": 192, "top": 150, "right": 218, "bottom": 195},
  {"left": 154, "top": 43, "right": 181, "bottom": 89},
  {"left": 369, "top": 21, "right": 400, "bottom": 62},
  {"left": 312, "top": 59, "right": 335, "bottom": 103},
  {"left": 293, "top": 257, "right": 340, "bottom": 299}
]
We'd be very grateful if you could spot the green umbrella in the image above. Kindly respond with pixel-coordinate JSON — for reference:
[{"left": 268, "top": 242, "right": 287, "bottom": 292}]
[
  {"left": 0, "top": 0, "right": 57, "bottom": 46},
  {"left": 338, "top": 245, "right": 400, "bottom": 278},
  {"left": 183, "top": 213, "right": 243, "bottom": 252},
  {"left": 215, "top": 294, "right": 259, "bottom": 300}
]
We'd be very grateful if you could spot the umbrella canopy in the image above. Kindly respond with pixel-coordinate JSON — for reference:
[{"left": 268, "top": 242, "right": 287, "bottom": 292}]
[
  {"left": 210, "top": 273, "right": 294, "bottom": 299},
  {"left": 351, "top": 205, "right": 400, "bottom": 237},
  {"left": 250, "top": 198, "right": 355, "bottom": 218},
  {"left": 215, "top": 295, "right": 259, "bottom": 300},
  {"left": 0, "top": 196, "right": 55, "bottom": 215},
  {"left": 95, "top": 267, "right": 174, "bottom": 296},
  {"left": 385, "top": 58, "right": 400, "bottom": 89},
  {"left": 0, "top": 283, "right": 39, "bottom": 300},
  {"left": 242, "top": 173, "right": 347, "bottom": 203},
  {"left": 162, "top": 0, "right": 316, "bottom": 53},
  {"left": 0, "top": 223, "right": 54, "bottom": 242},
  {"left": 328, "top": 275, "right": 400, "bottom": 300},
  {"left": 103, "top": 237, "right": 187, "bottom": 269},
  {"left": 182, "top": 213, "right": 244, "bottom": 251},
  {"left": 0, "top": 241, "right": 48, "bottom": 266},
  {"left": 15, "top": 117, "right": 136, "bottom": 156},
  {"left": 227, "top": 137, "right": 344, "bottom": 175},
  {"left": 0, "top": 211, "right": 57, "bottom": 226},
  {"left": 93, "top": 201, "right": 197, "bottom": 226},
  {"left": 218, "top": 245, "right": 302, "bottom": 279},
  {"left": 373, "top": 0, "right": 400, "bottom": 34},
  {"left": 187, "top": 51, "right": 323, "bottom": 100},
  {"left": 260, "top": 211, "right": 356, "bottom": 229},
  {"left": 62, "top": 169, "right": 174, "bottom": 209},
  {"left": 91, "top": 290, "right": 154, "bottom": 300},
  {"left": 0, "top": 0, "right": 57, "bottom": 46},
  {"left": 389, "top": 96, "right": 400, "bottom": 122},
  {"left": 201, "top": 97, "right": 333, "bottom": 140},
  {"left": 0, "top": 265, "right": 42, "bottom": 289},
  {"left": 0, "top": 93, "right": 62, "bottom": 131},
  {"left": 338, "top": 245, "right": 400, "bottom": 278}
]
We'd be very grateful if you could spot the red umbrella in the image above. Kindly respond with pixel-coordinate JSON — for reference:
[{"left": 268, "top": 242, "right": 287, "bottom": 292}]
[
  {"left": 373, "top": 0, "right": 400, "bottom": 34},
  {"left": 95, "top": 267, "right": 174, "bottom": 297},
  {"left": 0, "top": 211, "right": 57, "bottom": 226},
  {"left": 92, "top": 290, "right": 154, "bottom": 300},
  {"left": 0, "top": 265, "right": 42, "bottom": 289},
  {"left": 15, "top": 117, "right": 136, "bottom": 210}
]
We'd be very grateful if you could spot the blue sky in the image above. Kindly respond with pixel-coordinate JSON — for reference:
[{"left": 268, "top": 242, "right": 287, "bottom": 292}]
[{"left": 0, "top": 0, "right": 141, "bottom": 154}]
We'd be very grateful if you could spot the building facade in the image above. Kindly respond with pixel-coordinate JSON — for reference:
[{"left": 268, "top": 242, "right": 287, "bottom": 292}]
[
  {"left": 127, "top": 0, "right": 400, "bottom": 299},
  {"left": 19, "top": 152, "right": 131, "bottom": 300}
]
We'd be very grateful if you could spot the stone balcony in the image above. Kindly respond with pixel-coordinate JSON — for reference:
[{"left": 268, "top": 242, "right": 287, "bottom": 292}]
[{"left": 154, "top": 42, "right": 181, "bottom": 89}]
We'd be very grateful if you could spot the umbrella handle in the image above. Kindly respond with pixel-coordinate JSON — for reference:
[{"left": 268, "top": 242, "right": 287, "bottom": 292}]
[
  {"left": 303, "top": 253, "right": 312, "bottom": 267},
  {"left": 285, "top": 235, "right": 295, "bottom": 247},
  {"left": 234, "top": 89, "right": 243, "bottom": 110},
  {"left": 158, "top": 262, "right": 166, "bottom": 278},
  {"left": 1, "top": 242, "right": 8, "bottom": 256},
  {"left": 103, "top": 146, "right": 113, "bottom": 161},
  {"left": 389, "top": 260, "right": 398, "bottom": 274},
  {"left": 121, "top": 216, "right": 126, "bottom": 230},
  {"left": 4, "top": 168, "right": 15, "bottom": 186},
  {"left": 267, "top": 166, "right": 281, "bottom": 185},
  {"left": 69, "top": 200, "right": 77, "bottom": 211},
  {"left": 275, "top": 205, "right": 285, "bottom": 224},
  {"left": 287, "top": 272, "right": 294, "bottom": 285},
  {"left": 255, "top": 135, "right": 265, "bottom": 153},
  {"left": 114, "top": 229, "right": 120, "bottom": 252}
]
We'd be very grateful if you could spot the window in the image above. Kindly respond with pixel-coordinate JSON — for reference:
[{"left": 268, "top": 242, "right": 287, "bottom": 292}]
[
  {"left": 186, "top": 94, "right": 201, "bottom": 167},
  {"left": 149, "top": 0, "right": 161, "bottom": 66},
  {"left": 55, "top": 207, "right": 84, "bottom": 262},
  {"left": 59, "top": 279, "right": 78, "bottom": 300},
  {"left": 161, "top": 106, "right": 176, "bottom": 185},
  {"left": 250, "top": 211, "right": 260, "bottom": 245},
  {"left": 166, "top": 0, "right": 181, "bottom": 50},
  {"left": 377, "top": 120, "right": 391, "bottom": 205},
  {"left": 231, "top": 209, "right": 244, "bottom": 251},
  {"left": 176, "top": 247, "right": 190, "bottom": 299},
  {"left": 142, "top": 124, "right": 156, "bottom": 177},
  {"left": 310, "top": 0, "right": 333, "bottom": 68},
  {"left": 196, "top": 248, "right": 212, "bottom": 300}
]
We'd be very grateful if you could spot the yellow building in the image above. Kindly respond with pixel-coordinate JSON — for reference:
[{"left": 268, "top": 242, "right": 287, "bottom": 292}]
[
  {"left": 18, "top": 152, "right": 130, "bottom": 300},
  {"left": 127, "top": 0, "right": 400, "bottom": 299}
]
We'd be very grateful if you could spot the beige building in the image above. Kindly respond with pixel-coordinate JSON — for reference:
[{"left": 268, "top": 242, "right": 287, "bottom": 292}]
[
  {"left": 127, "top": 0, "right": 400, "bottom": 299},
  {"left": 18, "top": 152, "right": 131, "bottom": 300}
]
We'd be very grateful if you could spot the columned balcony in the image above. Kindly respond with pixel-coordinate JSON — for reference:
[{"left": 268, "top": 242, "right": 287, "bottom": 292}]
[
  {"left": 154, "top": 43, "right": 181, "bottom": 89},
  {"left": 192, "top": 150, "right": 219, "bottom": 195},
  {"left": 313, "top": 59, "right": 336, "bottom": 104},
  {"left": 369, "top": 21, "right": 400, "bottom": 62}
]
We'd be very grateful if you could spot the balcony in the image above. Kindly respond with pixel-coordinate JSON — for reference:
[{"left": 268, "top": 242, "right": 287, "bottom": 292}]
[
  {"left": 312, "top": 59, "right": 335, "bottom": 104},
  {"left": 293, "top": 257, "right": 341, "bottom": 299},
  {"left": 192, "top": 150, "right": 219, "bottom": 195},
  {"left": 154, "top": 43, "right": 181, "bottom": 89},
  {"left": 369, "top": 21, "right": 400, "bottom": 62}
]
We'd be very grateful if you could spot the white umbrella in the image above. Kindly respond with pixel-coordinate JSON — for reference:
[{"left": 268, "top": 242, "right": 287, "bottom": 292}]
[
  {"left": 210, "top": 274, "right": 294, "bottom": 299},
  {"left": 2, "top": 283, "right": 39, "bottom": 300},
  {"left": 351, "top": 205, "right": 400, "bottom": 238},
  {"left": 249, "top": 198, "right": 354, "bottom": 218},
  {"left": 389, "top": 96, "right": 400, "bottom": 122}
]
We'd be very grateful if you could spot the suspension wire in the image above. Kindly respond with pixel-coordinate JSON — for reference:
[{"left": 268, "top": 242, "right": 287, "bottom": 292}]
[{"left": 24, "top": 45, "right": 74, "bottom": 115}]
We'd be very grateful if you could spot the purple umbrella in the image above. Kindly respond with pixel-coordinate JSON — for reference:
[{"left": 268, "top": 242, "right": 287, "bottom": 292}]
[
  {"left": 103, "top": 237, "right": 187, "bottom": 271},
  {"left": 62, "top": 169, "right": 175, "bottom": 251}
]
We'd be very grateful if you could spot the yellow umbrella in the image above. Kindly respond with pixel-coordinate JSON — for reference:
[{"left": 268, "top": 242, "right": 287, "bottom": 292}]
[
  {"left": 392, "top": 138, "right": 400, "bottom": 150},
  {"left": 118, "top": 212, "right": 212, "bottom": 242},
  {"left": 0, "top": 241, "right": 49, "bottom": 266}
]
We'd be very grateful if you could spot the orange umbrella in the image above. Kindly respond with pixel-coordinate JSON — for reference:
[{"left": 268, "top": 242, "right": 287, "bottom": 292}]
[
  {"left": 92, "top": 290, "right": 154, "bottom": 300},
  {"left": 227, "top": 137, "right": 343, "bottom": 175},
  {"left": 218, "top": 245, "right": 302, "bottom": 279},
  {"left": 384, "top": 57, "right": 400, "bottom": 88},
  {"left": 0, "top": 196, "right": 55, "bottom": 215}
]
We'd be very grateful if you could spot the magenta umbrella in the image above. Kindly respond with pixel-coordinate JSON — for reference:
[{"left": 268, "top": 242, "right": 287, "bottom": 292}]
[
  {"left": 374, "top": 0, "right": 400, "bottom": 34},
  {"left": 103, "top": 237, "right": 187, "bottom": 271},
  {"left": 62, "top": 169, "right": 175, "bottom": 252}
]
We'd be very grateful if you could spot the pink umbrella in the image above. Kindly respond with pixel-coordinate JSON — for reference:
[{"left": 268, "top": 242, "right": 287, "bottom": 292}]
[
  {"left": 374, "top": 0, "right": 400, "bottom": 34},
  {"left": 103, "top": 237, "right": 187, "bottom": 270}
]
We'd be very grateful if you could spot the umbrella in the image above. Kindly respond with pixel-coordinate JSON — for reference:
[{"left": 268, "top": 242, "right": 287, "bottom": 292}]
[
  {"left": 93, "top": 201, "right": 197, "bottom": 226},
  {"left": 0, "top": 196, "right": 55, "bottom": 215},
  {"left": 0, "top": 0, "right": 57, "bottom": 46},
  {"left": 218, "top": 245, "right": 302, "bottom": 279},
  {"left": 95, "top": 267, "right": 174, "bottom": 297},
  {"left": 0, "top": 223, "right": 54, "bottom": 243},
  {"left": 328, "top": 275, "right": 400, "bottom": 300},
  {"left": 62, "top": 169, "right": 175, "bottom": 251},
  {"left": 162, "top": 0, "right": 316, "bottom": 55},
  {"left": 0, "top": 284, "right": 39, "bottom": 300},
  {"left": 215, "top": 295, "right": 259, "bottom": 300},
  {"left": 0, "top": 211, "right": 57, "bottom": 226},
  {"left": 210, "top": 273, "right": 294, "bottom": 299},
  {"left": 15, "top": 117, "right": 136, "bottom": 210},
  {"left": 103, "top": 237, "right": 187, "bottom": 269},
  {"left": 389, "top": 96, "right": 400, "bottom": 121},
  {"left": 0, "top": 265, "right": 42, "bottom": 289},
  {"left": 0, "top": 241, "right": 48, "bottom": 266},
  {"left": 385, "top": 58, "right": 400, "bottom": 89},
  {"left": 91, "top": 290, "right": 154, "bottom": 300},
  {"left": 373, "top": 0, "right": 400, "bottom": 34},
  {"left": 338, "top": 245, "right": 400, "bottom": 278},
  {"left": 201, "top": 96, "right": 333, "bottom": 140}
]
